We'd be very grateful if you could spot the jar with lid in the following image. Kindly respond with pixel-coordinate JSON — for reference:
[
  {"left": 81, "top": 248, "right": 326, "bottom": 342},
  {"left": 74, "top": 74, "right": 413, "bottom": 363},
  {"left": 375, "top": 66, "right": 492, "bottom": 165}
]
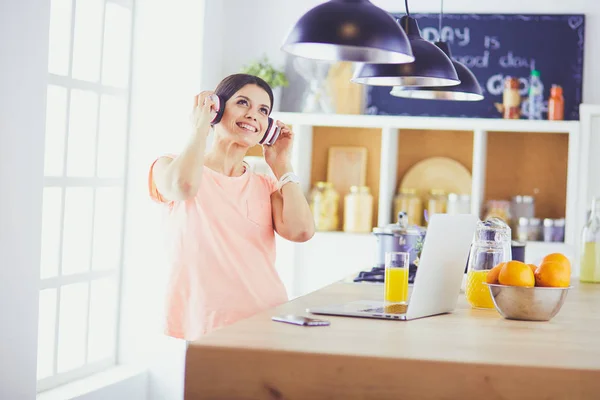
[
  {"left": 528, "top": 218, "right": 542, "bottom": 241},
  {"left": 447, "top": 193, "right": 471, "bottom": 215},
  {"left": 465, "top": 218, "right": 512, "bottom": 309},
  {"left": 343, "top": 186, "right": 373, "bottom": 233},
  {"left": 425, "top": 189, "right": 447, "bottom": 225},
  {"left": 309, "top": 181, "right": 339, "bottom": 231},
  {"left": 393, "top": 188, "right": 422, "bottom": 226}
]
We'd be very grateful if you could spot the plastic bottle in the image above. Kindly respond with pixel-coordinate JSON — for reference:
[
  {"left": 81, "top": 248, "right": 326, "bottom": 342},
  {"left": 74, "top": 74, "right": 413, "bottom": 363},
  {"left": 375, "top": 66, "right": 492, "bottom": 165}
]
[
  {"left": 548, "top": 84, "right": 565, "bottom": 121},
  {"left": 528, "top": 69, "right": 544, "bottom": 120}
]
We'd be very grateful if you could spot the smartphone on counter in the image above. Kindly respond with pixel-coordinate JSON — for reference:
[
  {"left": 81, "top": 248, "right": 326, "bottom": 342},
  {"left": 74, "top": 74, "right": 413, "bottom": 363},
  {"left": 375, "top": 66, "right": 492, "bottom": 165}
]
[{"left": 272, "top": 314, "right": 330, "bottom": 327}]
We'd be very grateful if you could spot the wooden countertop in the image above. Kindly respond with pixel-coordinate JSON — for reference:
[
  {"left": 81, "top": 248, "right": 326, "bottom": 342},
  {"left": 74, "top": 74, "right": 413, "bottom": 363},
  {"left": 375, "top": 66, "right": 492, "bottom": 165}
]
[{"left": 185, "top": 281, "right": 600, "bottom": 399}]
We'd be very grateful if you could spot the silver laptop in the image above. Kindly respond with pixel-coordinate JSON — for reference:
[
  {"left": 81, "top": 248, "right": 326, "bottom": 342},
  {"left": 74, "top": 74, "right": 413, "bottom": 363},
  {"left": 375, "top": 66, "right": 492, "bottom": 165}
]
[{"left": 308, "top": 213, "right": 479, "bottom": 321}]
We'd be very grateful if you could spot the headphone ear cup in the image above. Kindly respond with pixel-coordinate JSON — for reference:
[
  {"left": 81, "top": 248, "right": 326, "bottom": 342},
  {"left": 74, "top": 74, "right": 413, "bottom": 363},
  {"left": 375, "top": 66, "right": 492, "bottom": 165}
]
[
  {"left": 260, "top": 118, "right": 281, "bottom": 146},
  {"left": 209, "top": 94, "right": 225, "bottom": 125}
]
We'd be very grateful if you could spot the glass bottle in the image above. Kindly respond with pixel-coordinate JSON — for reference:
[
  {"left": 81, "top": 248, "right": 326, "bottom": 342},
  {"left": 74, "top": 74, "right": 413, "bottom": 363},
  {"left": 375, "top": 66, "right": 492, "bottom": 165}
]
[
  {"left": 465, "top": 218, "right": 512, "bottom": 309},
  {"left": 548, "top": 84, "right": 564, "bottom": 121},
  {"left": 502, "top": 77, "right": 521, "bottom": 119},
  {"left": 580, "top": 197, "right": 600, "bottom": 283},
  {"left": 309, "top": 181, "right": 339, "bottom": 231},
  {"left": 393, "top": 188, "right": 422, "bottom": 226}
]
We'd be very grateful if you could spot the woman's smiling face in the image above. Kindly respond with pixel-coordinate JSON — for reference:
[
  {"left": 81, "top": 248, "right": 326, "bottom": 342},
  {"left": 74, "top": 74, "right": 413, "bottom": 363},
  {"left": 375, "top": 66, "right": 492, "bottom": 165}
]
[{"left": 216, "top": 83, "right": 272, "bottom": 147}]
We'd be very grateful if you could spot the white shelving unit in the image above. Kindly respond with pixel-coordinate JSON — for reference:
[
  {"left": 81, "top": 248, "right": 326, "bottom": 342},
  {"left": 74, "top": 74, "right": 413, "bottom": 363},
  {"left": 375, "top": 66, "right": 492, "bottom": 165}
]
[{"left": 270, "top": 111, "right": 588, "bottom": 299}]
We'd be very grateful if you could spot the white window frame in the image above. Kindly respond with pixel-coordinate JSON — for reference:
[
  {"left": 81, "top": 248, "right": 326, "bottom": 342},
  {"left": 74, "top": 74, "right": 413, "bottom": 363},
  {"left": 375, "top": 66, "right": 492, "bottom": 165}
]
[{"left": 38, "top": 0, "right": 134, "bottom": 392}]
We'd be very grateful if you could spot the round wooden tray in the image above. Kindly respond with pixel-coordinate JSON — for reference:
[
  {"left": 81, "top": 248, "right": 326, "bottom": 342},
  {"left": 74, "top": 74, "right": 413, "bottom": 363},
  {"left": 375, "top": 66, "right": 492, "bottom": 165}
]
[{"left": 399, "top": 157, "right": 472, "bottom": 196}]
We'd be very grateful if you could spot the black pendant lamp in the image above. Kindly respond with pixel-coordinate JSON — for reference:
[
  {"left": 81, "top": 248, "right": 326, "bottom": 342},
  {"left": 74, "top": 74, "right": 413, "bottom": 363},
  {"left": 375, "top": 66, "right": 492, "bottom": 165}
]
[
  {"left": 351, "top": 0, "right": 459, "bottom": 87},
  {"left": 390, "top": 42, "right": 484, "bottom": 100},
  {"left": 390, "top": 1, "right": 484, "bottom": 100},
  {"left": 281, "top": 0, "right": 414, "bottom": 64}
]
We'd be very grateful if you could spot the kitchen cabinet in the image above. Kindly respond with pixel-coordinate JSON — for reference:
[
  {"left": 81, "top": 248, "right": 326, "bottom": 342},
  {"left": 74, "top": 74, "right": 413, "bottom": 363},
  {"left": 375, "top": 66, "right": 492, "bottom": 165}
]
[{"left": 262, "top": 111, "right": 588, "bottom": 299}]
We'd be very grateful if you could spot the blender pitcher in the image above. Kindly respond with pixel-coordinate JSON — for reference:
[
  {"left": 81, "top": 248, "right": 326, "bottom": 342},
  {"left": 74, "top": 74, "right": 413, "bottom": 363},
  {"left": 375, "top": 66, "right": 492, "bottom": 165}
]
[{"left": 465, "top": 218, "right": 512, "bottom": 309}]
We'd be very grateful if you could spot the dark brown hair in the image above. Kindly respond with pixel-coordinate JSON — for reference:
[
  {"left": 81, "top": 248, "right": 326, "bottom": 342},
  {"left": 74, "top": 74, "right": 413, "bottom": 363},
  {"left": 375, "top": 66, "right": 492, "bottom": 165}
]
[{"left": 214, "top": 73, "right": 274, "bottom": 114}]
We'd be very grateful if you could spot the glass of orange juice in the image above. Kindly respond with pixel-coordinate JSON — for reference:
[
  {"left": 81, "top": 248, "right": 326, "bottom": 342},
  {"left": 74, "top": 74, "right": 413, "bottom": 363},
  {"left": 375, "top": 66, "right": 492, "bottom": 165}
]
[{"left": 384, "top": 252, "right": 410, "bottom": 304}]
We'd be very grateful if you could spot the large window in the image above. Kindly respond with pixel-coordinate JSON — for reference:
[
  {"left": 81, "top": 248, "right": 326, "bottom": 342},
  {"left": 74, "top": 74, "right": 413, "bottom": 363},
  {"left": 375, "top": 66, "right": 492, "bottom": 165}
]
[{"left": 37, "top": 0, "right": 133, "bottom": 391}]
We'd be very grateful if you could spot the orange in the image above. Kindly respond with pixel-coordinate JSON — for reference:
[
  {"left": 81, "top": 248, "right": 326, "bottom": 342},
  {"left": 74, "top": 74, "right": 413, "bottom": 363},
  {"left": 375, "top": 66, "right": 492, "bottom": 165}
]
[
  {"left": 541, "top": 253, "right": 571, "bottom": 274},
  {"left": 528, "top": 263, "right": 538, "bottom": 274},
  {"left": 498, "top": 260, "right": 535, "bottom": 287},
  {"left": 535, "top": 261, "right": 571, "bottom": 287},
  {"left": 485, "top": 262, "right": 505, "bottom": 284}
]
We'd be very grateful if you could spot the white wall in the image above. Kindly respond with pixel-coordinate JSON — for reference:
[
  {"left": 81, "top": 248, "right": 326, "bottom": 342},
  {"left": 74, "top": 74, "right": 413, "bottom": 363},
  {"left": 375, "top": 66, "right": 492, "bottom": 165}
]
[
  {"left": 120, "top": 0, "right": 205, "bottom": 399},
  {"left": 0, "top": 0, "right": 49, "bottom": 398}
]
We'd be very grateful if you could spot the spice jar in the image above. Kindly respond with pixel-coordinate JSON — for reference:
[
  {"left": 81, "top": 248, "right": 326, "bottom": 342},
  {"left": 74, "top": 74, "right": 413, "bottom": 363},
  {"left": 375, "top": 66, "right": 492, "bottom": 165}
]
[
  {"left": 502, "top": 77, "right": 521, "bottom": 119},
  {"left": 393, "top": 188, "right": 422, "bottom": 226},
  {"left": 548, "top": 84, "right": 564, "bottom": 121},
  {"left": 343, "top": 186, "right": 373, "bottom": 233},
  {"left": 309, "top": 181, "right": 339, "bottom": 231}
]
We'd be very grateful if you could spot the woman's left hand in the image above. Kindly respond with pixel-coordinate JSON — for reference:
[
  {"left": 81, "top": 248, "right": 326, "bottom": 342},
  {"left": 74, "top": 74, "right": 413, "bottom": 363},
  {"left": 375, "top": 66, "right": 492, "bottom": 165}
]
[{"left": 263, "top": 121, "right": 294, "bottom": 177}]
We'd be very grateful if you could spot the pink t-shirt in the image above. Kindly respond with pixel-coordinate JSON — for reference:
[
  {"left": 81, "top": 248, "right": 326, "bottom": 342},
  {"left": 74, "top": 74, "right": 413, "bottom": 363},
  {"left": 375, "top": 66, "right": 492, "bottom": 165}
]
[{"left": 148, "top": 157, "right": 288, "bottom": 341}]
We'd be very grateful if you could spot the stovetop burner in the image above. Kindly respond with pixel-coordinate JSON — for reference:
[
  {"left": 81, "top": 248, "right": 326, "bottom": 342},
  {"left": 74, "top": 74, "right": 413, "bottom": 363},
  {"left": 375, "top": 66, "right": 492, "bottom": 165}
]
[{"left": 353, "top": 267, "right": 384, "bottom": 283}]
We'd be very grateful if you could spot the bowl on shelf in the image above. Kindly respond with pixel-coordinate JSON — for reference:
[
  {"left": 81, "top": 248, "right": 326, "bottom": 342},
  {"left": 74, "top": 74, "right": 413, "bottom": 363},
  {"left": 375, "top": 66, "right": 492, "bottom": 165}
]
[{"left": 485, "top": 283, "right": 572, "bottom": 321}]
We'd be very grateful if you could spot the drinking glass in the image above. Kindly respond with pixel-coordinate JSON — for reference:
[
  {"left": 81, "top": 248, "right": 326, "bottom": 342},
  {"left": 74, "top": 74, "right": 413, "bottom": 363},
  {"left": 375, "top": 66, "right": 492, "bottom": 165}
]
[{"left": 384, "top": 251, "right": 410, "bottom": 304}]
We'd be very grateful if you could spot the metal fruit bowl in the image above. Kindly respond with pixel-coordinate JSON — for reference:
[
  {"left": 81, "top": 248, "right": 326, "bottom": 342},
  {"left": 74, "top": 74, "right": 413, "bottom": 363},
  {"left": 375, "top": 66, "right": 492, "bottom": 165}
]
[{"left": 485, "top": 283, "right": 572, "bottom": 321}]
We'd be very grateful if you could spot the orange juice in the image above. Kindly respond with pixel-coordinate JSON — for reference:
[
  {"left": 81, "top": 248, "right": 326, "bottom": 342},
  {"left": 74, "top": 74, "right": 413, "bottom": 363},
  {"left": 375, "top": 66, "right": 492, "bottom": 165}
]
[
  {"left": 385, "top": 267, "right": 408, "bottom": 303},
  {"left": 465, "top": 270, "right": 495, "bottom": 309}
]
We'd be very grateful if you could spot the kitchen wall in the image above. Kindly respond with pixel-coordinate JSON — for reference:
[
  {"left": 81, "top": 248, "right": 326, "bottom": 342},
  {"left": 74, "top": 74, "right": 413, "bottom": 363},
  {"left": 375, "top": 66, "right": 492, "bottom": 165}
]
[
  {"left": 0, "top": 0, "right": 49, "bottom": 398},
  {"left": 199, "top": 0, "right": 600, "bottom": 296}
]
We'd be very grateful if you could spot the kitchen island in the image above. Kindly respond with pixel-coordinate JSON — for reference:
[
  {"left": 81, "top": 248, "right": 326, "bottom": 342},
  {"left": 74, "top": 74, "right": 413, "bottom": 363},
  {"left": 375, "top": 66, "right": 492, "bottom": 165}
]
[{"left": 185, "top": 280, "right": 600, "bottom": 399}]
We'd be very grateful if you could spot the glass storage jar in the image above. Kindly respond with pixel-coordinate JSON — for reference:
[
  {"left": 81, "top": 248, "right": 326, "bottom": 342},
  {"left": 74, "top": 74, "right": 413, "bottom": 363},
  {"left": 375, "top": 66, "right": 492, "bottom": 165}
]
[
  {"left": 343, "top": 186, "right": 373, "bottom": 233},
  {"left": 393, "top": 188, "right": 422, "bottom": 226},
  {"left": 425, "top": 189, "right": 447, "bottom": 225},
  {"left": 309, "top": 181, "right": 339, "bottom": 231}
]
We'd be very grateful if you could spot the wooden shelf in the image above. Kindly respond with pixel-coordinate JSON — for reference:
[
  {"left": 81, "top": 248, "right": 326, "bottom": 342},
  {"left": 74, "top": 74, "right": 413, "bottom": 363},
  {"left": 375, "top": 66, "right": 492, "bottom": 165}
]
[{"left": 275, "top": 111, "right": 582, "bottom": 253}]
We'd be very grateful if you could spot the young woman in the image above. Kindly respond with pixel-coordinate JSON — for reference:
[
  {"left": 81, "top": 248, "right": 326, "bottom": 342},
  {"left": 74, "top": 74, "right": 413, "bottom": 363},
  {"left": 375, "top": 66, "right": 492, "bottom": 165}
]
[{"left": 148, "top": 74, "right": 315, "bottom": 341}]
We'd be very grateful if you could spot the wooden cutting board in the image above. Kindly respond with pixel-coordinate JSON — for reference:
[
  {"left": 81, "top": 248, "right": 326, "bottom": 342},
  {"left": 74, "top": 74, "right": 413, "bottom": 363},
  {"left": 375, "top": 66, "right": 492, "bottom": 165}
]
[{"left": 400, "top": 156, "right": 472, "bottom": 197}]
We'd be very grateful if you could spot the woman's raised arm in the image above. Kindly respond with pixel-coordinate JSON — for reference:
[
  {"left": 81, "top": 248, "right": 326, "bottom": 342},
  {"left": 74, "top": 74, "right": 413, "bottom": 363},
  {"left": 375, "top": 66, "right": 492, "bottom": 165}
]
[{"left": 152, "top": 92, "right": 214, "bottom": 201}]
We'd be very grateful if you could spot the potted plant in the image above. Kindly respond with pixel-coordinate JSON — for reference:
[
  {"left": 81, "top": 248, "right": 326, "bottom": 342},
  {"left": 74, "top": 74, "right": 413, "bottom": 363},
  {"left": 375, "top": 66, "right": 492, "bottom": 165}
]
[{"left": 240, "top": 56, "right": 289, "bottom": 111}]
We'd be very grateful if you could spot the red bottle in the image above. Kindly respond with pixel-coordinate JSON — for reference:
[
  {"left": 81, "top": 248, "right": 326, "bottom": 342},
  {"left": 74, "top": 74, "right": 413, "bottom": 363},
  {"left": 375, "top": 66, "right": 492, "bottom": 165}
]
[{"left": 548, "top": 85, "right": 564, "bottom": 121}]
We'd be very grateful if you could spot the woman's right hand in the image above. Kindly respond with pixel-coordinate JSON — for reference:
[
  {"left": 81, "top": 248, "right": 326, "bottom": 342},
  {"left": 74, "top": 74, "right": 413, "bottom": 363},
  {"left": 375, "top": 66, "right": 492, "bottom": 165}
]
[{"left": 191, "top": 91, "right": 217, "bottom": 133}]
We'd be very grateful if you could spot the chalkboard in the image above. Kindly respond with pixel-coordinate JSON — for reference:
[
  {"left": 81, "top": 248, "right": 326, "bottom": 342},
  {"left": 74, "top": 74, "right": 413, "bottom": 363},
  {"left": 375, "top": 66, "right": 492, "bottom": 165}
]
[{"left": 365, "top": 14, "right": 585, "bottom": 120}]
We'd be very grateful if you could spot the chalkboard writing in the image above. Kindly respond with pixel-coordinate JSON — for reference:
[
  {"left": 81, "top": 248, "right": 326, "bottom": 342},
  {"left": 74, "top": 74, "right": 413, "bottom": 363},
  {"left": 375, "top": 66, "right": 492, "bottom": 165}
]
[{"left": 365, "top": 14, "right": 585, "bottom": 120}]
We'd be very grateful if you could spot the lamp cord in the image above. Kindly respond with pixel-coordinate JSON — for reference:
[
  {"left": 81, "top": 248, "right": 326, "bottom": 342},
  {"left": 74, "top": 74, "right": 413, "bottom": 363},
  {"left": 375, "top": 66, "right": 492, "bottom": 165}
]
[
  {"left": 438, "top": 0, "right": 444, "bottom": 34},
  {"left": 405, "top": 0, "right": 410, "bottom": 16}
]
